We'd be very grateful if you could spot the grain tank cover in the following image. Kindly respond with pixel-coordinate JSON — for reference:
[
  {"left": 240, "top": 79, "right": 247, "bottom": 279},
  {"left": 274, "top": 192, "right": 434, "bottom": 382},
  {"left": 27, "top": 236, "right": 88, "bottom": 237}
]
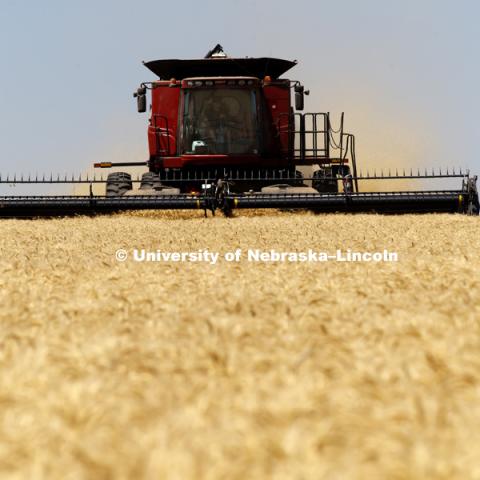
[{"left": 143, "top": 57, "right": 297, "bottom": 80}]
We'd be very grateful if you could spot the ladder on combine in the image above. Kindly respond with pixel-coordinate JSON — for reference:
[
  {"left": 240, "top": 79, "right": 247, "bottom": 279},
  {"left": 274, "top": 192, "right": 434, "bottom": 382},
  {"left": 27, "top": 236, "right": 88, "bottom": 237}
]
[{"left": 288, "top": 112, "right": 359, "bottom": 191}]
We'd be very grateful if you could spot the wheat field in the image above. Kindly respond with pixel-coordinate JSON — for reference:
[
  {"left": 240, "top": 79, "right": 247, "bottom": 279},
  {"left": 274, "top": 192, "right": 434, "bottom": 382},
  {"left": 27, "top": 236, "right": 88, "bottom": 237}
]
[{"left": 0, "top": 211, "right": 479, "bottom": 480}]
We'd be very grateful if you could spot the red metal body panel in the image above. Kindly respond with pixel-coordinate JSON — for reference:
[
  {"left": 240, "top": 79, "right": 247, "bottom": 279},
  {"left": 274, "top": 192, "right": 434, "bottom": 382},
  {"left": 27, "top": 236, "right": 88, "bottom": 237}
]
[
  {"left": 148, "top": 82, "right": 180, "bottom": 158},
  {"left": 262, "top": 83, "right": 291, "bottom": 158},
  {"left": 161, "top": 154, "right": 286, "bottom": 169}
]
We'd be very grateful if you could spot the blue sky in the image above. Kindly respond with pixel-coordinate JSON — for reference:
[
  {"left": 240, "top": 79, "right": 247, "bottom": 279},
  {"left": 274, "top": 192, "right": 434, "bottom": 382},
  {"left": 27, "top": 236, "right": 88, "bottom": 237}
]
[{"left": 0, "top": 0, "right": 479, "bottom": 177}]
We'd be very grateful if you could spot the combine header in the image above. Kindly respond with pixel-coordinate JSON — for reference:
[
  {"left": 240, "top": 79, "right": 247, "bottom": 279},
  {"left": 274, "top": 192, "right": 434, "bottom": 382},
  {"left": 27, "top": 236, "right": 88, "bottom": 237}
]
[{"left": 1, "top": 45, "right": 478, "bottom": 217}]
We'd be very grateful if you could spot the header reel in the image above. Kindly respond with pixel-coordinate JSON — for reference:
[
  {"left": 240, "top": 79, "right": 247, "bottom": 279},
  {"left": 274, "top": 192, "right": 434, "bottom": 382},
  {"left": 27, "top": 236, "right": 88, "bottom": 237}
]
[{"left": 0, "top": 168, "right": 477, "bottom": 218}]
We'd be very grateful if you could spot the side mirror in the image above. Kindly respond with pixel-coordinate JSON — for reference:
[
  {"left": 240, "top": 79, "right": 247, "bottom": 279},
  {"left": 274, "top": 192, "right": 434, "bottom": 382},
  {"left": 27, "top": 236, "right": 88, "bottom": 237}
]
[
  {"left": 294, "top": 85, "right": 304, "bottom": 111},
  {"left": 137, "top": 94, "right": 146, "bottom": 113},
  {"left": 133, "top": 86, "right": 147, "bottom": 113}
]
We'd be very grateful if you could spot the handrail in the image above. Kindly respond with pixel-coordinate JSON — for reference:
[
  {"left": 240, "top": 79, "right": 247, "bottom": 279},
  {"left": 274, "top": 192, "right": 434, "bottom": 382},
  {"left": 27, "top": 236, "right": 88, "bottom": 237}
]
[{"left": 152, "top": 114, "right": 174, "bottom": 155}]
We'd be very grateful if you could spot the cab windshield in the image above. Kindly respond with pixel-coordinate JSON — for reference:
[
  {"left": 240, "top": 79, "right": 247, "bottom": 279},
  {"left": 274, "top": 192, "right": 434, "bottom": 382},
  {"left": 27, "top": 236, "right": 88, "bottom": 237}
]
[{"left": 182, "top": 88, "right": 258, "bottom": 155}]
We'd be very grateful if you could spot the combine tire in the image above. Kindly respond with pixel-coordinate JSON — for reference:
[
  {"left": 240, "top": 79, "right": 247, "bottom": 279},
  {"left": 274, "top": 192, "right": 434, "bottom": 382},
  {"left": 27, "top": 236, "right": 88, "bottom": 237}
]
[
  {"left": 106, "top": 172, "right": 132, "bottom": 197},
  {"left": 139, "top": 172, "right": 162, "bottom": 190},
  {"left": 313, "top": 166, "right": 352, "bottom": 193},
  {"left": 313, "top": 169, "right": 338, "bottom": 193}
]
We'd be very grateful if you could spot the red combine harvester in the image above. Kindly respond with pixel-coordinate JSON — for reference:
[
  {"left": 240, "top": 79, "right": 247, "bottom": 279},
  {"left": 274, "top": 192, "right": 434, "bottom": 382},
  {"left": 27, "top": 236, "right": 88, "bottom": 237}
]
[{"left": 1, "top": 45, "right": 478, "bottom": 217}]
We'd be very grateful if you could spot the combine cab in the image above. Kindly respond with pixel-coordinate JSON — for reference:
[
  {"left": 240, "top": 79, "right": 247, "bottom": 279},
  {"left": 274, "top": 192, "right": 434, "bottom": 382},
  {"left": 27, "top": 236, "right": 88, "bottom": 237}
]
[{"left": 1, "top": 45, "right": 478, "bottom": 217}]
